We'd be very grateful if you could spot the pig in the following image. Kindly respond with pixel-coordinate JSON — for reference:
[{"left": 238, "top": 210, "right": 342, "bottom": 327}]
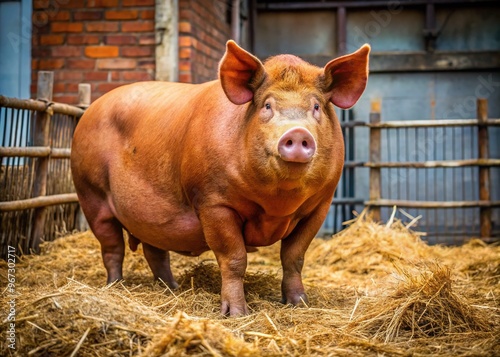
[{"left": 70, "top": 41, "right": 370, "bottom": 316}]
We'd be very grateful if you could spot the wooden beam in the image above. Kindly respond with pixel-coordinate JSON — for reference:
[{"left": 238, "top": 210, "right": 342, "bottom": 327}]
[
  {"left": 370, "top": 51, "right": 500, "bottom": 72},
  {"left": 336, "top": 6, "right": 346, "bottom": 55},
  {"left": 365, "top": 158, "right": 500, "bottom": 168},
  {"left": 369, "top": 100, "right": 381, "bottom": 221},
  {"left": 340, "top": 119, "right": 500, "bottom": 129},
  {"left": 477, "top": 98, "right": 492, "bottom": 239},
  {"left": 257, "top": 0, "right": 499, "bottom": 11},
  {"left": 31, "top": 71, "right": 53, "bottom": 252},
  {"left": 0, "top": 95, "right": 85, "bottom": 117},
  {"left": 0, "top": 193, "right": 79, "bottom": 212},
  {"left": 344, "top": 158, "right": 500, "bottom": 169},
  {"left": 368, "top": 119, "right": 500, "bottom": 128},
  {"left": 366, "top": 199, "right": 500, "bottom": 209},
  {"left": 300, "top": 51, "right": 500, "bottom": 72},
  {"left": 0, "top": 146, "right": 71, "bottom": 158}
]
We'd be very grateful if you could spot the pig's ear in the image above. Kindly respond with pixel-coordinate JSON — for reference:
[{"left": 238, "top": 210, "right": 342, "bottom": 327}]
[
  {"left": 323, "top": 44, "right": 370, "bottom": 109},
  {"left": 219, "top": 40, "right": 265, "bottom": 105}
]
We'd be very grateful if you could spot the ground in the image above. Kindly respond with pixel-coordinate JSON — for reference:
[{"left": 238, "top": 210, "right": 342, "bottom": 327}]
[{"left": 1, "top": 212, "right": 499, "bottom": 356}]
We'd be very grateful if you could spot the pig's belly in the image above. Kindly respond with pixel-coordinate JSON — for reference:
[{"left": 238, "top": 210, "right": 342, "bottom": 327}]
[{"left": 110, "top": 195, "right": 208, "bottom": 254}]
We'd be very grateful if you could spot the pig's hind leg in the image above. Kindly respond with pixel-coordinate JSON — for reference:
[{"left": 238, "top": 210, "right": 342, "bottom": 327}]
[
  {"left": 90, "top": 217, "right": 125, "bottom": 284},
  {"left": 80, "top": 198, "right": 126, "bottom": 284},
  {"left": 142, "top": 242, "right": 179, "bottom": 289}
]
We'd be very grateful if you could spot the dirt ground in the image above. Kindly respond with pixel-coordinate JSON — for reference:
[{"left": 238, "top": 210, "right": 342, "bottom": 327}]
[{"left": 1, "top": 212, "right": 499, "bottom": 356}]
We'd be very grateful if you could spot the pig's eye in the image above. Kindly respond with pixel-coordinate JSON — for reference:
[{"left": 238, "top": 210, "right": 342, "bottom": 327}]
[
  {"left": 265, "top": 103, "right": 271, "bottom": 110},
  {"left": 314, "top": 103, "right": 320, "bottom": 111}
]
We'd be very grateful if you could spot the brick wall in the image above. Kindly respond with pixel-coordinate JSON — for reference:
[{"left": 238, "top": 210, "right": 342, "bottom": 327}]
[
  {"left": 178, "top": 0, "right": 231, "bottom": 84},
  {"left": 31, "top": 0, "right": 156, "bottom": 104}
]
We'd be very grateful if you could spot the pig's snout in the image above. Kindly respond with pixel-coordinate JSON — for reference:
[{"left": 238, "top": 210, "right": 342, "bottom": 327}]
[{"left": 278, "top": 127, "right": 316, "bottom": 163}]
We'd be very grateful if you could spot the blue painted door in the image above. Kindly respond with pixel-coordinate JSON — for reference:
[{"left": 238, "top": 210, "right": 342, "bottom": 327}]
[{"left": 0, "top": 0, "right": 31, "bottom": 98}]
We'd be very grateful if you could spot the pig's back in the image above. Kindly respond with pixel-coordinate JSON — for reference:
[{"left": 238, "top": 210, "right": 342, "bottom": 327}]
[{"left": 71, "top": 80, "right": 219, "bottom": 209}]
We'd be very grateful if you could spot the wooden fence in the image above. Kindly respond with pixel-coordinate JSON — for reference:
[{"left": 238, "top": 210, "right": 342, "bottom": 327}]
[
  {"left": 1, "top": 72, "right": 499, "bottom": 257},
  {"left": 331, "top": 98, "right": 500, "bottom": 243},
  {"left": 0, "top": 71, "right": 90, "bottom": 257}
]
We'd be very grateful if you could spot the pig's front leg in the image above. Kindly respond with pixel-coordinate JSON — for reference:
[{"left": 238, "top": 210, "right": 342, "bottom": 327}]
[
  {"left": 199, "top": 207, "right": 249, "bottom": 316},
  {"left": 280, "top": 204, "right": 330, "bottom": 306}
]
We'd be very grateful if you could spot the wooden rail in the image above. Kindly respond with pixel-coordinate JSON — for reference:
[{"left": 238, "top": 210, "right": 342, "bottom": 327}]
[
  {"left": 0, "top": 94, "right": 85, "bottom": 117},
  {"left": 333, "top": 97, "right": 498, "bottom": 240},
  {"left": 0, "top": 146, "right": 71, "bottom": 158},
  {"left": 340, "top": 118, "right": 500, "bottom": 129},
  {"left": 0, "top": 72, "right": 90, "bottom": 251},
  {"left": 0, "top": 194, "right": 79, "bottom": 212},
  {"left": 344, "top": 158, "right": 500, "bottom": 168}
]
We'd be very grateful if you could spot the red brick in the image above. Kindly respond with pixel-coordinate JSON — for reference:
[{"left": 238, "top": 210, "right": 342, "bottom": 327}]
[
  {"left": 55, "top": 71, "right": 84, "bottom": 81},
  {"left": 30, "top": 84, "right": 38, "bottom": 96},
  {"left": 179, "top": 47, "right": 191, "bottom": 59},
  {"left": 97, "top": 58, "right": 137, "bottom": 69},
  {"left": 179, "top": 60, "right": 191, "bottom": 71},
  {"left": 138, "top": 59, "right": 154, "bottom": 70},
  {"left": 67, "top": 59, "right": 96, "bottom": 69},
  {"left": 51, "top": 22, "right": 83, "bottom": 33},
  {"left": 122, "top": 21, "right": 154, "bottom": 32},
  {"left": 122, "top": 71, "right": 153, "bottom": 81},
  {"left": 121, "top": 46, "right": 153, "bottom": 57},
  {"left": 67, "top": 34, "right": 100, "bottom": 45},
  {"left": 105, "top": 35, "right": 136, "bottom": 45},
  {"left": 32, "top": 35, "right": 39, "bottom": 46},
  {"left": 87, "top": 0, "right": 119, "bottom": 7},
  {"left": 32, "top": 12, "right": 48, "bottom": 27},
  {"left": 66, "top": 83, "right": 80, "bottom": 93},
  {"left": 179, "top": 21, "right": 191, "bottom": 33},
  {"left": 53, "top": 94, "right": 78, "bottom": 104},
  {"left": 85, "top": 46, "right": 119, "bottom": 58},
  {"left": 138, "top": 35, "right": 155, "bottom": 45},
  {"left": 34, "top": 46, "right": 53, "bottom": 57},
  {"left": 179, "top": 73, "right": 192, "bottom": 83},
  {"left": 86, "top": 22, "right": 119, "bottom": 32},
  {"left": 179, "top": 36, "right": 191, "bottom": 47},
  {"left": 140, "top": 10, "right": 154, "bottom": 19},
  {"left": 74, "top": 11, "right": 103, "bottom": 21},
  {"left": 51, "top": 46, "right": 82, "bottom": 57},
  {"left": 53, "top": 82, "right": 65, "bottom": 93},
  {"left": 105, "top": 10, "right": 139, "bottom": 20},
  {"left": 179, "top": 9, "right": 190, "bottom": 20},
  {"left": 123, "top": 0, "right": 154, "bottom": 6},
  {"left": 40, "top": 34, "right": 64, "bottom": 45},
  {"left": 110, "top": 71, "right": 121, "bottom": 80},
  {"left": 51, "top": 10, "right": 71, "bottom": 21},
  {"left": 84, "top": 72, "right": 109, "bottom": 81},
  {"left": 34, "top": 0, "right": 49, "bottom": 9},
  {"left": 97, "top": 82, "right": 127, "bottom": 92},
  {"left": 32, "top": 59, "right": 39, "bottom": 70},
  {"left": 57, "top": 0, "right": 85, "bottom": 8},
  {"left": 39, "top": 59, "right": 65, "bottom": 69}
]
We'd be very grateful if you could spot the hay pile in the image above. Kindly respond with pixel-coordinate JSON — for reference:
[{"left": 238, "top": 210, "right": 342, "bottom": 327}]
[{"left": 1, "top": 211, "right": 499, "bottom": 356}]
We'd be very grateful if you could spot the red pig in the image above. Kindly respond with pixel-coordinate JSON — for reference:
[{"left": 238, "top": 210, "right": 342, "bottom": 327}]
[{"left": 71, "top": 41, "right": 370, "bottom": 316}]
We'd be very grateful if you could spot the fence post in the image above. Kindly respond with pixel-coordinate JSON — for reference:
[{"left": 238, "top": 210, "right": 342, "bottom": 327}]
[
  {"left": 31, "top": 71, "right": 54, "bottom": 252},
  {"left": 75, "top": 83, "right": 91, "bottom": 231},
  {"left": 477, "top": 98, "right": 491, "bottom": 239},
  {"left": 78, "top": 83, "right": 91, "bottom": 109},
  {"left": 369, "top": 99, "right": 381, "bottom": 221}
]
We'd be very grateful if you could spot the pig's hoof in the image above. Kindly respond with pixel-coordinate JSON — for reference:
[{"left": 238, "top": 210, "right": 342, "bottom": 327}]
[
  {"left": 106, "top": 276, "right": 124, "bottom": 285},
  {"left": 220, "top": 301, "right": 249, "bottom": 317},
  {"left": 155, "top": 277, "right": 179, "bottom": 290},
  {"left": 282, "top": 293, "right": 309, "bottom": 307}
]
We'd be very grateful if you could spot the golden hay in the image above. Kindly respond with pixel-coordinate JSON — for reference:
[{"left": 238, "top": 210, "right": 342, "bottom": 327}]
[{"left": 1, "top": 211, "right": 499, "bottom": 356}]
